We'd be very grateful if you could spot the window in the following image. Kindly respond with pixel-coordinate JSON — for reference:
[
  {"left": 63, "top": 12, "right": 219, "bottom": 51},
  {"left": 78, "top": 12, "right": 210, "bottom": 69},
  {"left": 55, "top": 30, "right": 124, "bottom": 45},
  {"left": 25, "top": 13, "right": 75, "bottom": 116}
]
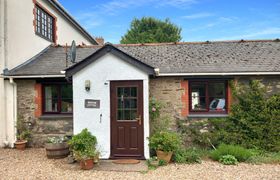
[
  {"left": 189, "top": 80, "right": 227, "bottom": 113},
  {"left": 35, "top": 5, "right": 54, "bottom": 42},
  {"left": 117, "top": 87, "right": 138, "bottom": 120},
  {"left": 43, "top": 84, "right": 73, "bottom": 114}
]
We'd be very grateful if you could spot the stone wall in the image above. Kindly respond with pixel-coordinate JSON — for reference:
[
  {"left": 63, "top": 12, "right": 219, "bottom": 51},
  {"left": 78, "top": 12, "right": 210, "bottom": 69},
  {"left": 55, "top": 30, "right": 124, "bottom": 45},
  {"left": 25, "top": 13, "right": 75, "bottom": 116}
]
[
  {"left": 149, "top": 77, "right": 185, "bottom": 126},
  {"left": 16, "top": 80, "right": 73, "bottom": 147},
  {"left": 149, "top": 76, "right": 280, "bottom": 133},
  {"left": 149, "top": 75, "right": 280, "bottom": 146}
]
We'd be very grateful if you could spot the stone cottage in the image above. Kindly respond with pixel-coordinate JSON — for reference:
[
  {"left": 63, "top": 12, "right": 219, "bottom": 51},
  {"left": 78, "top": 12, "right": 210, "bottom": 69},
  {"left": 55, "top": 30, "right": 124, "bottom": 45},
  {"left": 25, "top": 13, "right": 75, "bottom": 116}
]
[{"left": 3, "top": 40, "right": 280, "bottom": 159}]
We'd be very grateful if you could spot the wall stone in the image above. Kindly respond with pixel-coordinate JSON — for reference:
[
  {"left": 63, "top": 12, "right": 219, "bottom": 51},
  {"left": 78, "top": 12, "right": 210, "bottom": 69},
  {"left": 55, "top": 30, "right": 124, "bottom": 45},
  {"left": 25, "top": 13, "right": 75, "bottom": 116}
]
[
  {"left": 16, "top": 80, "right": 73, "bottom": 147},
  {"left": 149, "top": 77, "right": 185, "bottom": 121}
]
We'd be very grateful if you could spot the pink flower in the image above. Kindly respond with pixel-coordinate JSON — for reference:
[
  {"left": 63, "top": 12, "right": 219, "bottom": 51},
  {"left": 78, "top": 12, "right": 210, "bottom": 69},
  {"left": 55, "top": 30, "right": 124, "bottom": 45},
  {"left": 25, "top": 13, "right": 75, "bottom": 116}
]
[{"left": 152, "top": 107, "right": 156, "bottom": 112}]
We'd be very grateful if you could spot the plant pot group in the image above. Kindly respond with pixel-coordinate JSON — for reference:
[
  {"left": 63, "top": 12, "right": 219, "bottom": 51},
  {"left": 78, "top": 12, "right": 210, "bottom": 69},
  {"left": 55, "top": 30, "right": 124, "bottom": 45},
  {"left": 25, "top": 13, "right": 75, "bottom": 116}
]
[
  {"left": 156, "top": 150, "right": 173, "bottom": 163},
  {"left": 14, "top": 140, "right": 28, "bottom": 150}
]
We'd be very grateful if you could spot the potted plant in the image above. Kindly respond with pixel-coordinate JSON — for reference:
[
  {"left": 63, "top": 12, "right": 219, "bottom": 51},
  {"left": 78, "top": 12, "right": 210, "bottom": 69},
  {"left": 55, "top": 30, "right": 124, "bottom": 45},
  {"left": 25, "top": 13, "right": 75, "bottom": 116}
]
[
  {"left": 149, "top": 131, "right": 181, "bottom": 163},
  {"left": 45, "top": 136, "right": 70, "bottom": 159},
  {"left": 68, "top": 128, "right": 98, "bottom": 170},
  {"left": 14, "top": 116, "right": 32, "bottom": 150}
]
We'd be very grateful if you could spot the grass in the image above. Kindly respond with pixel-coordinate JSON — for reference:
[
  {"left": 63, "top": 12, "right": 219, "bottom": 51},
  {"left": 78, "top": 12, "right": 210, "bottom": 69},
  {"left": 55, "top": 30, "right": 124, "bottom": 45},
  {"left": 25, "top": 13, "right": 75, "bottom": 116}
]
[
  {"left": 210, "top": 144, "right": 254, "bottom": 162},
  {"left": 246, "top": 152, "right": 280, "bottom": 164}
]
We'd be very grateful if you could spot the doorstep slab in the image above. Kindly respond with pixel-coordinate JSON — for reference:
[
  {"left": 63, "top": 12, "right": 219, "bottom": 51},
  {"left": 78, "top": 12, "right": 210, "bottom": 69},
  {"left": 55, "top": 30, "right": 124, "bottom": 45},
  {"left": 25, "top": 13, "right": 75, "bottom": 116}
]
[{"left": 93, "top": 160, "right": 148, "bottom": 172}]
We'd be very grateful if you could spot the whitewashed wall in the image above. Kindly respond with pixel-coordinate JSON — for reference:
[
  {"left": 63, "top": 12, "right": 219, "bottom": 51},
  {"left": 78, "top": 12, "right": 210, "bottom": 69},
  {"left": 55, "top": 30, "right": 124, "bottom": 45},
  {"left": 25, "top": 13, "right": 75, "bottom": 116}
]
[
  {"left": 73, "top": 53, "right": 150, "bottom": 159},
  {"left": 0, "top": 0, "right": 96, "bottom": 147}
]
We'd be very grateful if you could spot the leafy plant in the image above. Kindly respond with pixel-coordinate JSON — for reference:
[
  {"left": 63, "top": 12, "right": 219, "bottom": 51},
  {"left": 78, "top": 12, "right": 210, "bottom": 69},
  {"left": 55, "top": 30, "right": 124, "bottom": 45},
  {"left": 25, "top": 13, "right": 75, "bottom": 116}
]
[
  {"left": 219, "top": 155, "right": 238, "bottom": 165},
  {"left": 210, "top": 144, "right": 254, "bottom": 162},
  {"left": 68, "top": 128, "right": 97, "bottom": 160},
  {"left": 158, "top": 159, "right": 167, "bottom": 166},
  {"left": 149, "top": 131, "right": 181, "bottom": 152},
  {"left": 16, "top": 115, "right": 32, "bottom": 141},
  {"left": 47, "top": 136, "right": 68, "bottom": 144},
  {"left": 173, "top": 147, "right": 201, "bottom": 164}
]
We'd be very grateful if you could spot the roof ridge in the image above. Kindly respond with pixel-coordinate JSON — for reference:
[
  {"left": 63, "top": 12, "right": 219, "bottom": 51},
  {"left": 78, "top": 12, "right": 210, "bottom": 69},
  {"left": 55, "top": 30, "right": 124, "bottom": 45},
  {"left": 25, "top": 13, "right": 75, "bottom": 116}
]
[
  {"left": 56, "top": 39, "right": 280, "bottom": 48},
  {"left": 113, "top": 39, "right": 279, "bottom": 46}
]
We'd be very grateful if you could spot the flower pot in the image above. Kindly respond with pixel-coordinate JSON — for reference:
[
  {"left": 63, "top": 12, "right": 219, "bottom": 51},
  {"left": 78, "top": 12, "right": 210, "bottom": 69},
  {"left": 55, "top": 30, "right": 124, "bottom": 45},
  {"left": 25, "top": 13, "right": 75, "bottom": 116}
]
[
  {"left": 45, "top": 142, "right": 70, "bottom": 159},
  {"left": 156, "top": 150, "right": 173, "bottom": 163},
  {"left": 80, "top": 159, "right": 94, "bottom": 170},
  {"left": 14, "top": 140, "right": 28, "bottom": 150}
]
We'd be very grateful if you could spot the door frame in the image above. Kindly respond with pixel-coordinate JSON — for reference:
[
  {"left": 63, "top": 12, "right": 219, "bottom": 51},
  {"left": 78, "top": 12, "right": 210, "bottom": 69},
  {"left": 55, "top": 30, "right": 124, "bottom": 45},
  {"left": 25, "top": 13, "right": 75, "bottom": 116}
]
[{"left": 109, "top": 80, "right": 145, "bottom": 159}]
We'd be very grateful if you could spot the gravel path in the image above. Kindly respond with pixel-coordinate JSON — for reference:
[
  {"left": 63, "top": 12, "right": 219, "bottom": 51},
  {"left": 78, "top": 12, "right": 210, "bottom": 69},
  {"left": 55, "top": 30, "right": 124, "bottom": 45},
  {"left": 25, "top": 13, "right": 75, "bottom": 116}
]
[{"left": 0, "top": 148, "right": 279, "bottom": 180}]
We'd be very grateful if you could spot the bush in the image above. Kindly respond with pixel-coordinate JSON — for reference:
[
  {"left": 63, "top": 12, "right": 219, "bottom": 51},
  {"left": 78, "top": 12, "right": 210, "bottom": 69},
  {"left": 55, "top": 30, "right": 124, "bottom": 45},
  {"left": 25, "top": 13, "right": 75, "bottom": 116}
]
[
  {"left": 247, "top": 152, "right": 280, "bottom": 164},
  {"left": 219, "top": 155, "right": 238, "bottom": 165},
  {"left": 173, "top": 147, "right": 201, "bottom": 164},
  {"left": 210, "top": 144, "right": 253, "bottom": 162},
  {"left": 149, "top": 131, "right": 181, "bottom": 152},
  {"left": 68, "top": 128, "right": 97, "bottom": 160},
  {"left": 193, "top": 80, "right": 280, "bottom": 152}
]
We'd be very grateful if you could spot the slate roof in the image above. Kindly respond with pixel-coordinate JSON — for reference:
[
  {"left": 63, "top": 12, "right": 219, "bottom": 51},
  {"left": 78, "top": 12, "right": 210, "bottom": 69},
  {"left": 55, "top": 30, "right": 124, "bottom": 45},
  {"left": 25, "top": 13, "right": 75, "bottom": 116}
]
[{"left": 6, "top": 40, "right": 280, "bottom": 76}]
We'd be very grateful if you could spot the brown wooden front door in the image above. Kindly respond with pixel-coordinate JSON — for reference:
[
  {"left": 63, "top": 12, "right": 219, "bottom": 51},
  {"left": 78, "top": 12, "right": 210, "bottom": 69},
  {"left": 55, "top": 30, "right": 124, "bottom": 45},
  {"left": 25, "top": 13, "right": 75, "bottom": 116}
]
[{"left": 110, "top": 80, "right": 144, "bottom": 159}]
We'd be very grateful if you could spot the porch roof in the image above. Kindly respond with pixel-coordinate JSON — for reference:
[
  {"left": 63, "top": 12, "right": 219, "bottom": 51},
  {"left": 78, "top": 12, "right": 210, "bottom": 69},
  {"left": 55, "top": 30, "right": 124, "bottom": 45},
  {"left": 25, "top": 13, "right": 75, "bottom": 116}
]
[{"left": 5, "top": 39, "right": 280, "bottom": 77}]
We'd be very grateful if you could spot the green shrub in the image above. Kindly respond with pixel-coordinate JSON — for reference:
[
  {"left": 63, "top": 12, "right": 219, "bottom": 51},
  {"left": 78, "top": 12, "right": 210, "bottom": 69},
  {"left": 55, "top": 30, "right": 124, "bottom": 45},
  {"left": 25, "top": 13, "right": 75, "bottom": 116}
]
[
  {"left": 191, "top": 80, "right": 280, "bottom": 152},
  {"left": 149, "top": 131, "right": 181, "bottom": 152},
  {"left": 247, "top": 152, "right": 280, "bottom": 164},
  {"left": 173, "top": 147, "right": 201, "bottom": 164},
  {"left": 219, "top": 155, "right": 238, "bottom": 165},
  {"left": 210, "top": 144, "right": 253, "bottom": 162},
  {"left": 68, "top": 128, "right": 97, "bottom": 160}
]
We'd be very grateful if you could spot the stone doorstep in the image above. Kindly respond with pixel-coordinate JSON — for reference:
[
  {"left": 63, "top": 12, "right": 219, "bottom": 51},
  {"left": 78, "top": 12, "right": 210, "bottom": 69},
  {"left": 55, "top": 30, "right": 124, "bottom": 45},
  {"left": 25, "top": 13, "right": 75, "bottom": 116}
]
[{"left": 93, "top": 160, "right": 148, "bottom": 172}]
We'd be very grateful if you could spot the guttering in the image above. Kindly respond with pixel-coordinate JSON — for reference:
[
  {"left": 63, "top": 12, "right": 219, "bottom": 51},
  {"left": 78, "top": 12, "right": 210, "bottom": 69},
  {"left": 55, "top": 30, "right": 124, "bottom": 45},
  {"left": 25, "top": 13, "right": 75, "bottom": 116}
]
[
  {"left": 0, "top": 75, "right": 65, "bottom": 79},
  {"left": 157, "top": 72, "right": 280, "bottom": 76},
  {"left": 9, "top": 78, "right": 17, "bottom": 147}
]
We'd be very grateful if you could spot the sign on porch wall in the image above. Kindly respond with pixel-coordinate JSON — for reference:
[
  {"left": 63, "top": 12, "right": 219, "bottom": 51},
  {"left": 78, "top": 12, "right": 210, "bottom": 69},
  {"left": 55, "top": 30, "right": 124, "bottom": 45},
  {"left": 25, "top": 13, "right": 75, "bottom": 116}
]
[{"left": 85, "top": 99, "right": 100, "bottom": 108}]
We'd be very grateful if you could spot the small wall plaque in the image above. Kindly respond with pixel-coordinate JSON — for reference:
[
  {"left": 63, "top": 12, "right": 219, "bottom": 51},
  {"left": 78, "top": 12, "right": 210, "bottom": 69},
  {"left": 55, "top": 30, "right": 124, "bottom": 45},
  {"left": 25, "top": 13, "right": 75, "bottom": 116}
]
[{"left": 85, "top": 99, "right": 100, "bottom": 108}]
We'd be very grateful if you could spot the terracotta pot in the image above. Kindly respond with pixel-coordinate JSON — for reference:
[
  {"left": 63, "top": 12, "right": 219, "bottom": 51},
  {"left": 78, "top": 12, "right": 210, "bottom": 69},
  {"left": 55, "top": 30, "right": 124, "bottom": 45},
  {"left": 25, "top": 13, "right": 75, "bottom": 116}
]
[
  {"left": 45, "top": 142, "right": 70, "bottom": 159},
  {"left": 80, "top": 159, "right": 94, "bottom": 170},
  {"left": 14, "top": 140, "right": 28, "bottom": 150},
  {"left": 156, "top": 150, "right": 173, "bottom": 163}
]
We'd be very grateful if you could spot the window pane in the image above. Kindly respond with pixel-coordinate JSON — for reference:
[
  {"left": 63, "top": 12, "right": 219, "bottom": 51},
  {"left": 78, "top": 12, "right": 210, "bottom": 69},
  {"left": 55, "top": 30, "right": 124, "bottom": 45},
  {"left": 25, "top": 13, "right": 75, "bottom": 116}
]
[
  {"left": 61, "top": 99, "right": 73, "bottom": 113},
  {"left": 130, "top": 87, "right": 137, "bottom": 97},
  {"left": 209, "top": 83, "right": 225, "bottom": 97},
  {"left": 45, "top": 86, "right": 58, "bottom": 99},
  {"left": 35, "top": 6, "right": 54, "bottom": 41},
  {"left": 61, "top": 84, "right": 72, "bottom": 99},
  {"left": 191, "top": 83, "right": 206, "bottom": 111},
  {"left": 208, "top": 82, "right": 226, "bottom": 112},
  {"left": 191, "top": 96, "right": 206, "bottom": 110},
  {"left": 44, "top": 86, "right": 58, "bottom": 112},
  {"left": 117, "top": 87, "right": 138, "bottom": 120},
  {"left": 209, "top": 97, "right": 226, "bottom": 112},
  {"left": 45, "top": 99, "right": 58, "bottom": 112}
]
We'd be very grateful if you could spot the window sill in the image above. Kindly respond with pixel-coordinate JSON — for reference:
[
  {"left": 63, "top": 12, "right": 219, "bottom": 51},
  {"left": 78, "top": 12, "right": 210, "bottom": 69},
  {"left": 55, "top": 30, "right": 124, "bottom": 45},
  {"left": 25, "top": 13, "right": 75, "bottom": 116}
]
[
  {"left": 39, "top": 114, "right": 73, "bottom": 120},
  {"left": 188, "top": 114, "right": 229, "bottom": 118}
]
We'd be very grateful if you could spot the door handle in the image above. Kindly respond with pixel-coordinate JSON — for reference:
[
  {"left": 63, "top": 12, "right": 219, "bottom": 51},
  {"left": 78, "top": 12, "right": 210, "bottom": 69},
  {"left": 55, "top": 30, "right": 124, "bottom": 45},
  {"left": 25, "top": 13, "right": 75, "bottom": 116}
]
[{"left": 135, "top": 115, "right": 141, "bottom": 125}]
